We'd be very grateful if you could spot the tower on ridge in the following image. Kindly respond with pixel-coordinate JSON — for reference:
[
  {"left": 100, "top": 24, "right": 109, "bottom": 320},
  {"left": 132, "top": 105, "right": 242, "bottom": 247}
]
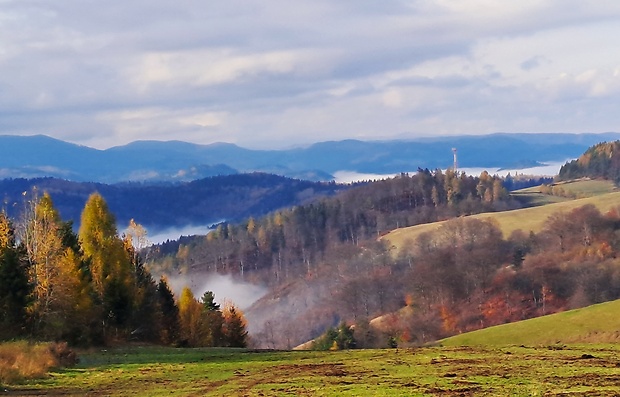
[{"left": 452, "top": 148, "right": 458, "bottom": 173}]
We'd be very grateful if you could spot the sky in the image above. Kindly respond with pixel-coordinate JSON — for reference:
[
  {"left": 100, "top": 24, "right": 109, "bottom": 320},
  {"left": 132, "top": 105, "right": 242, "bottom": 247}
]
[{"left": 2, "top": 1, "right": 620, "bottom": 150}]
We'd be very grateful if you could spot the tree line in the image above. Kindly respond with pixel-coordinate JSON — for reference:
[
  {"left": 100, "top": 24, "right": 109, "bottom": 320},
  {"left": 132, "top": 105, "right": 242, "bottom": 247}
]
[
  {"left": 147, "top": 169, "right": 516, "bottom": 285},
  {"left": 559, "top": 140, "right": 620, "bottom": 182},
  {"left": 250, "top": 201, "right": 620, "bottom": 349},
  {"left": 0, "top": 173, "right": 347, "bottom": 232},
  {"left": 0, "top": 191, "right": 247, "bottom": 347}
]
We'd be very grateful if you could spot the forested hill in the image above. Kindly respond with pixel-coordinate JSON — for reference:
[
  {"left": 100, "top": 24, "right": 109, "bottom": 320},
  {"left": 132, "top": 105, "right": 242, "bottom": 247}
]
[
  {"left": 148, "top": 169, "right": 515, "bottom": 278},
  {"left": 0, "top": 174, "right": 346, "bottom": 232},
  {"left": 559, "top": 140, "right": 620, "bottom": 182}
]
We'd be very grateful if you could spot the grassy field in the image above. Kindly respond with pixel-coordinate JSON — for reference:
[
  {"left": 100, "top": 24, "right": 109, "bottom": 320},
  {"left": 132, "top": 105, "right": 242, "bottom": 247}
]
[
  {"left": 383, "top": 189, "right": 620, "bottom": 252},
  {"left": 514, "top": 179, "right": 616, "bottom": 197},
  {"left": 6, "top": 343, "right": 620, "bottom": 396},
  {"left": 439, "top": 299, "right": 620, "bottom": 347}
]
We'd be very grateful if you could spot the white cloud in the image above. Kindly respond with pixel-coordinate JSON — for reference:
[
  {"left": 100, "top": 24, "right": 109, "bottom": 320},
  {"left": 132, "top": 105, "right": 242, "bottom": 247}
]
[{"left": 1, "top": 1, "right": 620, "bottom": 148}]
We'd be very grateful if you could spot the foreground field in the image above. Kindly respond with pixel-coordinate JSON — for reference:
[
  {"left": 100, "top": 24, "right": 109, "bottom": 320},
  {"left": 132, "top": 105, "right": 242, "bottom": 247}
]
[{"left": 6, "top": 344, "right": 620, "bottom": 396}]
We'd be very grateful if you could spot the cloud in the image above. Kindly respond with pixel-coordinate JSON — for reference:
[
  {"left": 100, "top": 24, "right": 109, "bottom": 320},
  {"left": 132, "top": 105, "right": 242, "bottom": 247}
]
[{"left": 1, "top": 1, "right": 620, "bottom": 149}]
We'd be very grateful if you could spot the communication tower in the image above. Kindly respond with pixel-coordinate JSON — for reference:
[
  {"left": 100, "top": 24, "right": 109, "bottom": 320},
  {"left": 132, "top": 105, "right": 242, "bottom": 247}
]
[{"left": 452, "top": 148, "right": 458, "bottom": 173}]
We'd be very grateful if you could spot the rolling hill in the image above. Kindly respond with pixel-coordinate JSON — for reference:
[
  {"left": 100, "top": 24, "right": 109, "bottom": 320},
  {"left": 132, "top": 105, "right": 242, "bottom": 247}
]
[
  {"left": 0, "top": 174, "right": 347, "bottom": 235},
  {"left": 382, "top": 179, "right": 620, "bottom": 251}
]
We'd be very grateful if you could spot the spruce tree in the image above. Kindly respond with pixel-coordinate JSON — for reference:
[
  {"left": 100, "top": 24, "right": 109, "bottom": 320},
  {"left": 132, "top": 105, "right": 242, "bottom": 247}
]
[
  {"left": 157, "top": 276, "right": 180, "bottom": 345},
  {"left": 0, "top": 214, "right": 31, "bottom": 340},
  {"left": 222, "top": 302, "right": 248, "bottom": 348}
]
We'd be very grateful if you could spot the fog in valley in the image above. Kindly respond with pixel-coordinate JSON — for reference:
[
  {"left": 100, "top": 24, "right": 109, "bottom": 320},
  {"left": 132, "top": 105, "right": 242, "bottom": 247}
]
[
  {"left": 333, "top": 160, "right": 568, "bottom": 184},
  {"left": 166, "top": 272, "right": 268, "bottom": 311}
]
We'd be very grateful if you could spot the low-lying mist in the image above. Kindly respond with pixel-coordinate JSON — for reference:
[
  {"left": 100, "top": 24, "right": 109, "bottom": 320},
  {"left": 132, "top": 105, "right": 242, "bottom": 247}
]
[
  {"left": 166, "top": 273, "right": 268, "bottom": 310},
  {"left": 141, "top": 222, "right": 223, "bottom": 245},
  {"left": 333, "top": 161, "right": 567, "bottom": 183}
]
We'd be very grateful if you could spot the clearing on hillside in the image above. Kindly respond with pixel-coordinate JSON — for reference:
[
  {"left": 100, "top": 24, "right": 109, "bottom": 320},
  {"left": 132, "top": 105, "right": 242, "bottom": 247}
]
[{"left": 383, "top": 181, "right": 620, "bottom": 252}]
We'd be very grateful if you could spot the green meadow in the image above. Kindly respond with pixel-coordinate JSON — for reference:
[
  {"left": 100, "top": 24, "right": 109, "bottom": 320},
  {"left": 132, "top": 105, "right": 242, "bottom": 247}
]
[
  {"left": 439, "top": 299, "right": 620, "bottom": 347},
  {"left": 9, "top": 296, "right": 620, "bottom": 396},
  {"left": 5, "top": 342, "right": 620, "bottom": 396}
]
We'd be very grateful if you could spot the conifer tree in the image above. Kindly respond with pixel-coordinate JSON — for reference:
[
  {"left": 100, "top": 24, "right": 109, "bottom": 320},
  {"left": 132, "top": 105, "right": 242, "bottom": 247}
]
[
  {"left": 157, "top": 276, "right": 180, "bottom": 345},
  {"left": 222, "top": 301, "right": 248, "bottom": 347},
  {"left": 0, "top": 213, "right": 31, "bottom": 340},
  {"left": 200, "top": 291, "right": 224, "bottom": 346}
]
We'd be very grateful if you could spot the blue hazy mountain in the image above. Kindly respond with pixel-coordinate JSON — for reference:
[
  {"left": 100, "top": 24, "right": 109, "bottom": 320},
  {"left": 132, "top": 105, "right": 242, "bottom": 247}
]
[{"left": 1, "top": 132, "right": 619, "bottom": 183}]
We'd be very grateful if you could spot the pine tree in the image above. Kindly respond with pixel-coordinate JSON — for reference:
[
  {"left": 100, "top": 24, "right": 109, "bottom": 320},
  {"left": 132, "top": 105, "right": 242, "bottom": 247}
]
[
  {"left": 200, "top": 291, "right": 224, "bottom": 346},
  {"left": 157, "top": 277, "right": 180, "bottom": 345},
  {"left": 124, "top": 229, "right": 159, "bottom": 342},
  {"left": 0, "top": 213, "right": 31, "bottom": 340},
  {"left": 222, "top": 302, "right": 248, "bottom": 348}
]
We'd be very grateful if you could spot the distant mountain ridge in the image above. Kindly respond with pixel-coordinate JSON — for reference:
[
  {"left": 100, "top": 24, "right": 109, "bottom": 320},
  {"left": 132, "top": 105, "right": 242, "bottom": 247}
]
[{"left": 1, "top": 133, "right": 619, "bottom": 183}]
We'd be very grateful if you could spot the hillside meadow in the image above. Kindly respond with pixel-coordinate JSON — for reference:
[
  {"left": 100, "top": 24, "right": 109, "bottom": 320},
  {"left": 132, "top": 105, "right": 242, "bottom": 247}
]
[
  {"left": 5, "top": 343, "right": 620, "bottom": 396},
  {"left": 383, "top": 182, "right": 620, "bottom": 251},
  {"left": 439, "top": 298, "right": 620, "bottom": 347}
]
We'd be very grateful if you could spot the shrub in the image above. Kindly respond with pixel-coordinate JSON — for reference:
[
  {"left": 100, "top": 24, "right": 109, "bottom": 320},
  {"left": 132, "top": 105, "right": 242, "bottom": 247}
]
[{"left": 0, "top": 341, "right": 76, "bottom": 385}]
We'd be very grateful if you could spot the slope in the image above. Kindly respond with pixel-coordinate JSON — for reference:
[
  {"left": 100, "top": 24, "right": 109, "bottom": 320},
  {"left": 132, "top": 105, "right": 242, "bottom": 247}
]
[
  {"left": 439, "top": 299, "right": 620, "bottom": 346},
  {"left": 383, "top": 180, "right": 620, "bottom": 250}
]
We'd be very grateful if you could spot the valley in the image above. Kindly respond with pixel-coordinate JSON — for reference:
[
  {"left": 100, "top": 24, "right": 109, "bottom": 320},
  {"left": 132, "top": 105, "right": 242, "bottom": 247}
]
[{"left": 4, "top": 138, "right": 620, "bottom": 395}]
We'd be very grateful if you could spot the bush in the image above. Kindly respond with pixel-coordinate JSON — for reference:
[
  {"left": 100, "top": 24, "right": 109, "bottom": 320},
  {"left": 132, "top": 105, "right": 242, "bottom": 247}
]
[
  {"left": 0, "top": 341, "right": 77, "bottom": 385},
  {"left": 312, "top": 323, "right": 356, "bottom": 351}
]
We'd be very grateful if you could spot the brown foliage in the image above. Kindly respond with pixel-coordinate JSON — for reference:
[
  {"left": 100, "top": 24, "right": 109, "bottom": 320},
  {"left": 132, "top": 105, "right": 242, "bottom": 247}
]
[{"left": 0, "top": 341, "right": 76, "bottom": 384}]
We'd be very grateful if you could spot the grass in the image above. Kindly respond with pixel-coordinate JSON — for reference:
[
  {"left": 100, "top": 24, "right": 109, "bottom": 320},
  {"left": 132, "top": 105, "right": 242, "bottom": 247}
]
[
  {"left": 7, "top": 344, "right": 620, "bottom": 396},
  {"left": 383, "top": 190, "right": 620, "bottom": 251},
  {"left": 439, "top": 299, "right": 620, "bottom": 347},
  {"left": 552, "top": 179, "right": 617, "bottom": 196}
]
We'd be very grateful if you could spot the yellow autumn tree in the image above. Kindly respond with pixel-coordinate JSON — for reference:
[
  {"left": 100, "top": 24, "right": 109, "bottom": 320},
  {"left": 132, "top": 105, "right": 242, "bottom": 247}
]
[
  {"left": 178, "top": 287, "right": 204, "bottom": 346},
  {"left": 19, "top": 192, "right": 95, "bottom": 341},
  {"left": 79, "top": 193, "right": 135, "bottom": 335}
]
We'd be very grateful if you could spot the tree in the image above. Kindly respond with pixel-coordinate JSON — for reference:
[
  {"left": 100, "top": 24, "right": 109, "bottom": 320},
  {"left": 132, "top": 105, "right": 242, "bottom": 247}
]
[
  {"left": 222, "top": 301, "right": 248, "bottom": 347},
  {"left": 19, "top": 193, "right": 94, "bottom": 340},
  {"left": 157, "top": 277, "right": 180, "bottom": 345},
  {"left": 123, "top": 227, "right": 160, "bottom": 343},
  {"left": 178, "top": 287, "right": 203, "bottom": 346},
  {"left": 79, "top": 193, "right": 135, "bottom": 338},
  {"left": 23, "top": 193, "right": 65, "bottom": 335},
  {"left": 0, "top": 213, "right": 31, "bottom": 340},
  {"left": 311, "top": 323, "right": 356, "bottom": 350},
  {"left": 200, "top": 291, "right": 224, "bottom": 346}
]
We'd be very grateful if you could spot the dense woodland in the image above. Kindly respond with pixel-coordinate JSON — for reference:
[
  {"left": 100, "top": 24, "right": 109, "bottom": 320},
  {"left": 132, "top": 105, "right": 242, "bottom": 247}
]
[
  {"left": 0, "top": 192, "right": 247, "bottom": 348},
  {"left": 559, "top": 141, "right": 620, "bottom": 182},
  {"left": 146, "top": 162, "right": 620, "bottom": 349},
  {"left": 0, "top": 174, "right": 346, "bottom": 231},
  {"left": 147, "top": 169, "right": 515, "bottom": 281}
]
